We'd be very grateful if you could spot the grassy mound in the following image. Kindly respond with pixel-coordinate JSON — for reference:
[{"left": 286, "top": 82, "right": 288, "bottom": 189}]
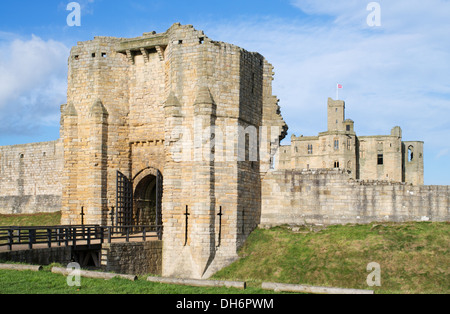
[{"left": 212, "top": 222, "right": 449, "bottom": 294}]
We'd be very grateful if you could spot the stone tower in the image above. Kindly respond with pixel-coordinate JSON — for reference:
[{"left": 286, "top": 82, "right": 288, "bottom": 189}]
[
  {"left": 327, "top": 98, "right": 346, "bottom": 132},
  {"left": 60, "top": 23, "right": 287, "bottom": 279}
]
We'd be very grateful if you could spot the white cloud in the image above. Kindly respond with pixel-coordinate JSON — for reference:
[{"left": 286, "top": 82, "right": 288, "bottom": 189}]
[
  {"left": 201, "top": 0, "right": 450, "bottom": 184},
  {"left": 436, "top": 148, "right": 449, "bottom": 159},
  {"left": 0, "top": 35, "right": 69, "bottom": 136}
]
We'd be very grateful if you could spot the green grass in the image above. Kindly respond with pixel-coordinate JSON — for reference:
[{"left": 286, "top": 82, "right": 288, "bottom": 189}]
[
  {"left": 0, "top": 266, "right": 272, "bottom": 294},
  {"left": 212, "top": 222, "right": 450, "bottom": 294},
  {"left": 0, "top": 212, "right": 62, "bottom": 227}
]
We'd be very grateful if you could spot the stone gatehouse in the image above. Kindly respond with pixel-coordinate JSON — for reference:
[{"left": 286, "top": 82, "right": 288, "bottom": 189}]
[
  {"left": 60, "top": 23, "right": 287, "bottom": 278},
  {"left": 0, "top": 23, "right": 448, "bottom": 279}
]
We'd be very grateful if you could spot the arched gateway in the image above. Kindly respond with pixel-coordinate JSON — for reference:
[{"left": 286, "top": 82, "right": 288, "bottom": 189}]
[{"left": 116, "top": 168, "right": 163, "bottom": 228}]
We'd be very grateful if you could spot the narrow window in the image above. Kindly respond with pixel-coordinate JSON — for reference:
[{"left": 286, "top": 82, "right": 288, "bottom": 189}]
[
  {"left": 178, "top": 40, "right": 183, "bottom": 45},
  {"left": 408, "top": 146, "right": 414, "bottom": 162},
  {"left": 308, "top": 144, "right": 313, "bottom": 154},
  {"left": 74, "top": 55, "right": 79, "bottom": 60},
  {"left": 346, "top": 125, "right": 351, "bottom": 132},
  {"left": 199, "top": 37, "right": 204, "bottom": 44},
  {"left": 91, "top": 53, "right": 96, "bottom": 58},
  {"left": 101, "top": 52, "right": 107, "bottom": 58},
  {"left": 377, "top": 154, "right": 384, "bottom": 165},
  {"left": 334, "top": 161, "right": 340, "bottom": 168},
  {"left": 334, "top": 139, "right": 339, "bottom": 150}
]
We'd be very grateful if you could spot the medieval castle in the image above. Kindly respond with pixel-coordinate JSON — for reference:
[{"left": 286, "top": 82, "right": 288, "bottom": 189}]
[
  {"left": 0, "top": 24, "right": 448, "bottom": 279},
  {"left": 277, "top": 98, "right": 424, "bottom": 186}
]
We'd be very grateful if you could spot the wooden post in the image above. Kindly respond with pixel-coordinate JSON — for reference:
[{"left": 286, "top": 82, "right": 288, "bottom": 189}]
[
  {"left": 64, "top": 228, "right": 69, "bottom": 247},
  {"left": 51, "top": 267, "right": 137, "bottom": 281},
  {"left": 28, "top": 229, "right": 34, "bottom": 250},
  {"left": 87, "top": 227, "right": 91, "bottom": 247},
  {"left": 261, "top": 282, "right": 374, "bottom": 295},
  {"left": 8, "top": 229, "right": 13, "bottom": 251},
  {"left": 47, "top": 229, "right": 52, "bottom": 248},
  {"left": 72, "top": 228, "right": 77, "bottom": 247},
  {"left": 0, "top": 264, "right": 43, "bottom": 272}
]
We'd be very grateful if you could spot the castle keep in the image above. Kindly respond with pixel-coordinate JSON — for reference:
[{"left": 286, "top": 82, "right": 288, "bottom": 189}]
[
  {"left": 0, "top": 24, "right": 448, "bottom": 279},
  {"left": 277, "top": 98, "right": 424, "bottom": 185}
]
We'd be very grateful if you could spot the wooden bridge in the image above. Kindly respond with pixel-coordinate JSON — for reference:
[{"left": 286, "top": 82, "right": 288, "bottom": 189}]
[
  {"left": 0, "top": 225, "right": 162, "bottom": 252},
  {"left": 0, "top": 225, "right": 163, "bottom": 268}
]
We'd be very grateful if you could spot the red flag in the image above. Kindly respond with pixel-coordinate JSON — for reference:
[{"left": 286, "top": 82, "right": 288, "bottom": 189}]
[{"left": 337, "top": 84, "right": 343, "bottom": 89}]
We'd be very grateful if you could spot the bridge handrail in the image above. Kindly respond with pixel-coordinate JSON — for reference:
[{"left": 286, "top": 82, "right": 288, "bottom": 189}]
[{"left": 0, "top": 225, "right": 163, "bottom": 251}]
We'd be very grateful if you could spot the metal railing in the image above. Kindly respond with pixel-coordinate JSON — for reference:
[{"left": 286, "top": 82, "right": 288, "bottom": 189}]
[{"left": 0, "top": 225, "right": 163, "bottom": 251}]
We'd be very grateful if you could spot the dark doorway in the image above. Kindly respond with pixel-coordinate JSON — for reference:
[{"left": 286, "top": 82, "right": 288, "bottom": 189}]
[
  {"left": 133, "top": 171, "right": 163, "bottom": 226},
  {"left": 116, "top": 169, "right": 163, "bottom": 228}
]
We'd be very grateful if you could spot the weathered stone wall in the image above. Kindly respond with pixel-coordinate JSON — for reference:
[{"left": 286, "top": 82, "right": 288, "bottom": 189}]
[
  {"left": 261, "top": 169, "right": 449, "bottom": 227},
  {"left": 101, "top": 241, "right": 162, "bottom": 276},
  {"left": 0, "top": 141, "right": 63, "bottom": 214},
  {"left": 62, "top": 36, "right": 131, "bottom": 225}
]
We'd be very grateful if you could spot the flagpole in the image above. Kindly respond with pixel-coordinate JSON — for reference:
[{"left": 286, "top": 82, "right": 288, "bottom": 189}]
[{"left": 336, "top": 83, "right": 342, "bottom": 100}]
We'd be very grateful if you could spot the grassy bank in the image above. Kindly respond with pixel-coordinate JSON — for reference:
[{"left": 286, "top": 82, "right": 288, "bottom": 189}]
[
  {"left": 0, "top": 212, "right": 61, "bottom": 227},
  {"left": 212, "top": 222, "right": 449, "bottom": 294},
  {"left": 0, "top": 264, "right": 271, "bottom": 294}
]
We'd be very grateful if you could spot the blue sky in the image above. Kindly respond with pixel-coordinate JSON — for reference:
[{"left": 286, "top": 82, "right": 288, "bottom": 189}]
[{"left": 0, "top": 0, "right": 449, "bottom": 185}]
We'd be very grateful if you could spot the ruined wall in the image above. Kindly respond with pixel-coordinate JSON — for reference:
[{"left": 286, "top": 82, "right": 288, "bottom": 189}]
[
  {"left": 0, "top": 141, "right": 63, "bottom": 214},
  {"left": 276, "top": 99, "right": 424, "bottom": 185},
  {"left": 261, "top": 169, "right": 449, "bottom": 227},
  {"left": 358, "top": 132, "right": 403, "bottom": 183},
  {"left": 403, "top": 141, "right": 424, "bottom": 186}
]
